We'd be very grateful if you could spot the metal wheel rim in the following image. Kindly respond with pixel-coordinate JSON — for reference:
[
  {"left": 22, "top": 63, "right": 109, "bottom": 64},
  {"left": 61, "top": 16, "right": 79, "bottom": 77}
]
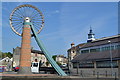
[{"left": 10, "top": 4, "right": 44, "bottom": 36}]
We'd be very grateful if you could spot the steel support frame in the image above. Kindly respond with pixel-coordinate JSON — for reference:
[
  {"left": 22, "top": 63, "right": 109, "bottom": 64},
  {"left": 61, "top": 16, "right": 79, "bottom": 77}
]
[{"left": 25, "top": 22, "right": 67, "bottom": 76}]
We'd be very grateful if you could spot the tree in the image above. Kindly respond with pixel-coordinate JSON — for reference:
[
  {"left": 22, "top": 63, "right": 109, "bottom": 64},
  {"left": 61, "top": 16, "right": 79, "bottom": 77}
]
[
  {"left": 1, "top": 52, "right": 13, "bottom": 59},
  {"left": 0, "top": 51, "right": 2, "bottom": 58},
  {"left": 5, "top": 52, "right": 13, "bottom": 58},
  {"left": 46, "top": 62, "right": 50, "bottom": 66},
  {"left": 56, "top": 61, "right": 62, "bottom": 66},
  {"left": 52, "top": 55, "right": 57, "bottom": 61}
]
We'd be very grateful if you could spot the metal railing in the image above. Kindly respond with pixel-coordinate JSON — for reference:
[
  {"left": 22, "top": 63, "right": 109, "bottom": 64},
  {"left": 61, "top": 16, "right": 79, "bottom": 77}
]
[{"left": 69, "top": 70, "right": 118, "bottom": 79}]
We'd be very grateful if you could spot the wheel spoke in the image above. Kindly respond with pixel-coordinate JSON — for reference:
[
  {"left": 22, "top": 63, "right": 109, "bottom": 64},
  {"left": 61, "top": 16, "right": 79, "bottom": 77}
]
[
  {"left": 17, "top": 25, "right": 23, "bottom": 33},
  {"left": 11, "top": 18, "right": 23, "bottom": 21},
  {"left": 31, "top": 12, "right": 40, "bottom": 19},
  {"left": 12, "top": 22, "right": 22, "bottom": 24},
  {"left": 34, "top": 25, "right": 40, "bottom": 31},
  {"left": 23, "top": 7, "right": 26, "bottom": 17},
  {"left": 33, "top": 23, "right": 41, "bottom": 26},
  {"left": 32, "top": 18, "right": 43, "bottom": 21},
  {"left": 12, "top": 22, "right": 22, "bottom": 27},
  {"left": 17, "top": 8, "right": 25, "bottom": 17},
  {"left": 16, "top": 10, "right": 24, "bottom": 18},
  {"left": 13, "top": 12, "right": 23, "bottom": 18},
  {"left": 32, "top": 22, "right": 42, "bottom": 23},
  {"left": 33, "top": 23, "right": 40, "bottom": 28},
  {"left": 20, "top": 7, "right": 26, "bottom": 17},
  {"left": 32, "top": 19, "right": 43, "bottom": 22},
  {"left": 14, "top": 25, "right": 22, "bottom": 32},
  {"left": 33, "top": 24, "right": 42, "bottom": 32},
  {"left": 11, "top": 19, "right": 23, "bottom": 21},
  {"left": 12, "top": 14, "right": 23, "bottom": 19},
  {"left": 29, "top": 9, "right": 37, "bottom": 18}
]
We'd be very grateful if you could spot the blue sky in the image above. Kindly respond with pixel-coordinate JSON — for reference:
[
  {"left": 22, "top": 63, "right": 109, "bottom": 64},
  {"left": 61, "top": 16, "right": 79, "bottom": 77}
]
[{"left": 2, "top": 2, "right": 118, "bottom": 56}]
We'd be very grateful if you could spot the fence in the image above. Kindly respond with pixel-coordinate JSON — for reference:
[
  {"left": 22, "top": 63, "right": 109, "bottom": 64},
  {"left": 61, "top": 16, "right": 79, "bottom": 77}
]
[{"left": 69, "top": 70, "right": 118, "bottom": 79}]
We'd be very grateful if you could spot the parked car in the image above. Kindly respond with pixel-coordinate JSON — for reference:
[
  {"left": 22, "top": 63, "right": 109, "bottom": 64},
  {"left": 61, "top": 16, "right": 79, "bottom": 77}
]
[
  {"left": 13, "top": 66, "right": 19, "bottom": 72},
  {"left": 0, "top": 66, "right": 5, "bottom": 72}
]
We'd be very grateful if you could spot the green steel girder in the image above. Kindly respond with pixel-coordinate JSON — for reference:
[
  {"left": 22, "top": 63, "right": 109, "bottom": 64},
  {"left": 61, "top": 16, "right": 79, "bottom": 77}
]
[{"left": 25, "top": 22, "right": 67, "bottom": 76}]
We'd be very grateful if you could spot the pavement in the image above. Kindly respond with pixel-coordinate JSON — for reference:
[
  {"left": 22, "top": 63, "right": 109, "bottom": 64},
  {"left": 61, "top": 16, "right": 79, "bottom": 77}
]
[
  {"left": 1, "top": 72, "right": 56, "bottom": 77},
  {"left": 0, "top": 72, "right": 118, "bottom": 80},
  {"left": 2, "top": 71, "right": 17, "bottom": 74}
]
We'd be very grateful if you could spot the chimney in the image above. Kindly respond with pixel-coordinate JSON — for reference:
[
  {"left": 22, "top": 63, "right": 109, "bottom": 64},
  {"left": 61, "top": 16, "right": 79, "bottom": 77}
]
[{"left": 71, "top": 43, "right": 75, "bottom": 47}]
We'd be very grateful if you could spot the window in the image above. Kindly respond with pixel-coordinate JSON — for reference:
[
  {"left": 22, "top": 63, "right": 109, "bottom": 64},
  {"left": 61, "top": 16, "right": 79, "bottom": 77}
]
[
  {"left": 33, "top": 63, "right": 38, "bottom": 67},
  {"left": 101, "top": 46, "right": 115, "bottom": 51},
  {"left": 90, "top": 49, "right": 96, "bottom": 52},
  {"left": 73, "top": 62, "right": 77, "bottom": 68},
  {"left": 90, "top": 48, "right": 100, "bottom": 53},
  {"left": 96, "top": 48, "right": 100, "bottom": 52},
  {"left": 110, "top": 46, "right": 114, "bottom": 50},
  {"left": 81, "top": 50, "right": 89, "bottom": 53},
  {"left": 115, "top": 45, "right": 120, "bottom": 49},
  {"left": 79, "top": 63, "right": 94, "bottom": 68},
  {"left": 101, "top": 47, "right": 108, "bottom": 51},
  {"left": 73, "top": 62, "right": 94, "bottom": 68},
  {"left": 73, "top": 51, "right": 75, "bottom": 53},
  {"left": 96, "top": 61, "right": 118, "bottom": 68}
]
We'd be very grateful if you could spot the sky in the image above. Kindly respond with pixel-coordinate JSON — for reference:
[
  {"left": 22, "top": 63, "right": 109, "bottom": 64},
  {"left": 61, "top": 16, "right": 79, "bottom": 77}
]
[{"left": 2, "top": 2, "right": 118, "bottom": 56}]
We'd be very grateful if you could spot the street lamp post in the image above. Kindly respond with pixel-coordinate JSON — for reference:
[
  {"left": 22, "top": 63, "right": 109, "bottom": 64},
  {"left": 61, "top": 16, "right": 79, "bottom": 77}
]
[{"left": 108, "top": 41, "right": 114, "bottom": 76}]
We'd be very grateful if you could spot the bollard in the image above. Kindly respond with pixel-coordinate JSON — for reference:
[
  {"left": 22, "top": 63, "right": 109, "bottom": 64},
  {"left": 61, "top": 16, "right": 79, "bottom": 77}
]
[
  {"left": 106, "top": 71, "right": 107, "bottom": 77},
  {"left": 77, "top": 62, "right": 79, "bottom": 74},
  {"left": 93, "top": 71, "right": 95, "bottom": 76},
  {"left": 97, "top": 72, "right": 99, "bottom": 79},
  {"left": 115, "top": 72, "right": 117, "bottom": 80},
  {"left": 81, "top": 70, "right": 83, "bottom": 77}
]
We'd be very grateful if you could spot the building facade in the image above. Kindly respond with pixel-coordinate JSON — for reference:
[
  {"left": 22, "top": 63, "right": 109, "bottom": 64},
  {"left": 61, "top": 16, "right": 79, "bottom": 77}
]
[
  {"left": 0, "top": 57, "right": 13, "bottom": 72},
  {"left": 55, "top": 55, "right": 68, "bottom": 67},
  {"left": 13, "top": 47, "right": 48, "bottom": 67},
  {"left": 67, "top": 43, "right": 85, "bottom": 70},
  {"left": 67, "top": 28, "right": 120, "bottom": 77}
]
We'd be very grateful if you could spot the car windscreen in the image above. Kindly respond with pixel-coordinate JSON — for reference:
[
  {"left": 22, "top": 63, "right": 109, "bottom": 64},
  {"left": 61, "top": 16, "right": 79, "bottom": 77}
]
[{"left": 33, "top": 63, "right": 38, "bottom": 67}]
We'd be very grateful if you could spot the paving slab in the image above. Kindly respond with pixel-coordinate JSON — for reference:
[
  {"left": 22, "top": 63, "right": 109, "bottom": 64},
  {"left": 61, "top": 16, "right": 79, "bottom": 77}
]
[{"left": 0, "top": 73, "right": 119, "bottom": 80}]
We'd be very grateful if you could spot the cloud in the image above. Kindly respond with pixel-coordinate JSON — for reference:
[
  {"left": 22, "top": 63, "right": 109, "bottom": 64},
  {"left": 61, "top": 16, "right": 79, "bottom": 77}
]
[
  {"left": 54, "top": 10, "right": 60, "bottom": 13},
  {"left": 58, "top": 3, "right": 117, "bottom": 51},
  {"left": 45, "top": 10, "right": 60, "bottom": 17}
]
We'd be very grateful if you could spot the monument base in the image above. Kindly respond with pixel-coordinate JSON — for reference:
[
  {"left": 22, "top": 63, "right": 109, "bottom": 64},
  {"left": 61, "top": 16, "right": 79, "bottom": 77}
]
[{"left": 18, "top": 67, "right": 32, "bottom": 74}]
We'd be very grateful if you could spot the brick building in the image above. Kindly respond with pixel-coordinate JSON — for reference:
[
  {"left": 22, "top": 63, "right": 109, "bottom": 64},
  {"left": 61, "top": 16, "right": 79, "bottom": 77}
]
[{"left": 13, "top": 47, "right": 48, "bottom": 67}]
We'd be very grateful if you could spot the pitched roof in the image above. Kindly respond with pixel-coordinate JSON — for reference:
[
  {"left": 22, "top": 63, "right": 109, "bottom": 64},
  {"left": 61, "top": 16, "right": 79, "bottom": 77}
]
[
  {"left": 81, "top": 35, "right": 120, "bottom": 49},
  {"left": 14, "top": 47, "right": 44, "bottom": 54},
  {"left": 0, "top": 57, "right": 11, "bottom": 62},
  {"left": 31, "top": 50, "right": 43, "bottom": 54},
  {"left": 67, "top": 43, "right": 85, "bottom": 51},
  {"left": 71, "top": 49, "right": 120, "bottom": 62},
  {"left": 67, "top": 34, "right": 120, "bottom": 51}
]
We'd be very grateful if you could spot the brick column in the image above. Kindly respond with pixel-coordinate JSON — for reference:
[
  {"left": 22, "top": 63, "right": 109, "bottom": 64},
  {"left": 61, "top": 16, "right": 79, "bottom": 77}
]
[{"left": 18, "top": 24, "right": 32, "bottom": 74}]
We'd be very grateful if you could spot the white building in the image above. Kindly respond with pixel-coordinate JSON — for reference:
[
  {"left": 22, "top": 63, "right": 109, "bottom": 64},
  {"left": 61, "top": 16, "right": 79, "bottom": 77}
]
[
  {"left": 13, "top": 47, "right": 48, "bottom": 67},
  {"left": 0, "top": 57, "right": 13, "bottom": 71},
  {"left": 55, "top": 55, "right": 68, "bottom": 67}
]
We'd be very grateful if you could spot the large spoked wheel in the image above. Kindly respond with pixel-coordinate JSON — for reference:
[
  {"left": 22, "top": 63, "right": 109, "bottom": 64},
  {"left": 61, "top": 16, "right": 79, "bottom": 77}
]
[{"left": 10, "top": 4, "right": 44, "bottom": 36}]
